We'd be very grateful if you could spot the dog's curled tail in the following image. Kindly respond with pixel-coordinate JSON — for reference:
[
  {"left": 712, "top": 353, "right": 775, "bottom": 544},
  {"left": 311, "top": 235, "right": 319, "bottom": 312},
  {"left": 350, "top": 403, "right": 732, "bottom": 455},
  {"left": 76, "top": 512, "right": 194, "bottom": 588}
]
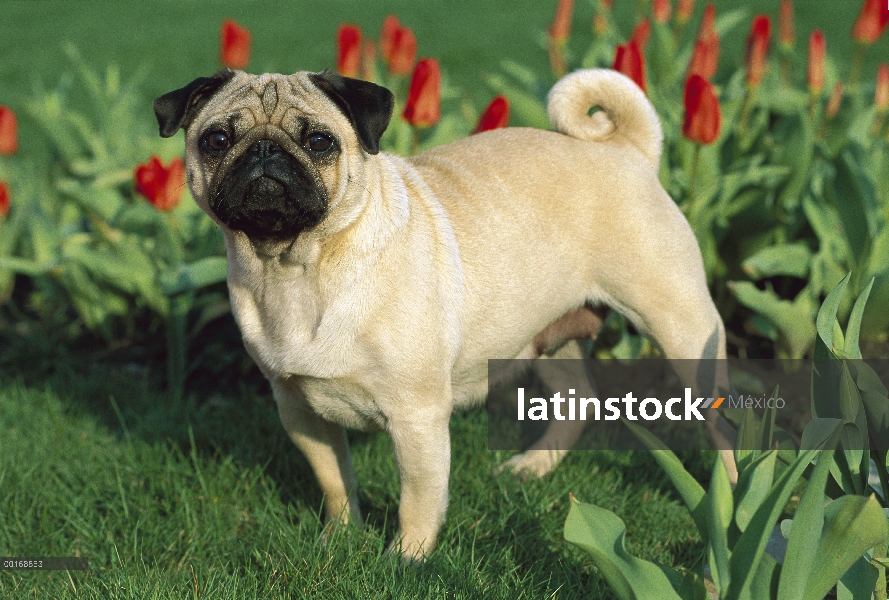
[{"left": 547, "top": 69, "right": 663, "bottom": 168}]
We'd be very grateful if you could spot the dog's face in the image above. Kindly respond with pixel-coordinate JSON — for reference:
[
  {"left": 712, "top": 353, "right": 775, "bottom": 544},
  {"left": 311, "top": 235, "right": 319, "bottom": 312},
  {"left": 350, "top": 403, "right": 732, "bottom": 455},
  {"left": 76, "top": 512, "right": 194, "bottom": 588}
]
[{"left": 153, "top": 69, "right": 394, "bottom": 240}]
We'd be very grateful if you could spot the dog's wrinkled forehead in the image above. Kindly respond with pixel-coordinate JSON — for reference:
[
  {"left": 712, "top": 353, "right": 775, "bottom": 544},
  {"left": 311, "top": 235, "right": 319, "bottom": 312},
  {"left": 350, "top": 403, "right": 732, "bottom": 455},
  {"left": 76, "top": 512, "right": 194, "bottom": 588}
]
[{"left": 198, "top": 73, "right": 335, "bottom": 134}]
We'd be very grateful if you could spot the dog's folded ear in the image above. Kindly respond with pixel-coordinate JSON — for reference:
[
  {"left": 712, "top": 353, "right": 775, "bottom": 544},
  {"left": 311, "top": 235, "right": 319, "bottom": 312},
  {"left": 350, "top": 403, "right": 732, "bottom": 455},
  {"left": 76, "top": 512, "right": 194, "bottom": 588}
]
[
  {"left": 153, "top": 69, "right": 237, "bottom": 138},
  {"left": 308, "top": 70, "right": 394, "bottom": 155}
]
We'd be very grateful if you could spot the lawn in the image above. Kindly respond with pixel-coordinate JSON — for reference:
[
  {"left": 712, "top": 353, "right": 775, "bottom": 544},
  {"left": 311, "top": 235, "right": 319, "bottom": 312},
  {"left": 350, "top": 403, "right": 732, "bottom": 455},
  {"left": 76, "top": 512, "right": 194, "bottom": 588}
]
[{"left": 1, "top": 0, "right": 889, "bottom": 597}]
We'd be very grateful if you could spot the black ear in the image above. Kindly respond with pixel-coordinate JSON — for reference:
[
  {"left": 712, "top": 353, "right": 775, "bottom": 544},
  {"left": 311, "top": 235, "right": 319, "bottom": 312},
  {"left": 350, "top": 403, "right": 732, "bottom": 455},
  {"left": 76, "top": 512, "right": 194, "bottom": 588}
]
[
  {"left": 153, "top": 69, "right": 237, "bottom": 138},
  {"left": 308, "top": 70, "right": 394, "bottom": 155}
]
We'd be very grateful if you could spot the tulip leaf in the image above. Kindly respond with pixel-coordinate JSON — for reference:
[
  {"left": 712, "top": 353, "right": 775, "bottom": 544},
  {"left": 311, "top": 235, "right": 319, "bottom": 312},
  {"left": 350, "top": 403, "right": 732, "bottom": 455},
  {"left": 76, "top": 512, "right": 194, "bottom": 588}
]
[
  {"left": 708, "top": 457, "right": 734, "bottom": 596},
  {"left": 742, "top": 243, "right": 812, "bottom": 280},
  {"left": 843, "top": 277, "right": 873, "bottom": 360},
  {"left": 735, "top": 450, "right": 777, "bottom": 533},
  {"left": 802, "top": 495, "right": 889, "bottom": 600},
  {"left": 563, "top": 497, "right": 684, "bottom": 600}
]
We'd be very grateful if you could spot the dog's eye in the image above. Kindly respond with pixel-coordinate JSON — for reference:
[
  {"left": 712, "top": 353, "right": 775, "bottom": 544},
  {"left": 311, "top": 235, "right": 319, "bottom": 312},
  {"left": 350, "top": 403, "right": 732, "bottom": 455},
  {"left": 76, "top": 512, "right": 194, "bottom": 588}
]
[
  {"left": 203, "top": 131, "right": 231, "bottom": 152},
  {"left": 306, "top": 132, "right": 333, "bottom": 153}
]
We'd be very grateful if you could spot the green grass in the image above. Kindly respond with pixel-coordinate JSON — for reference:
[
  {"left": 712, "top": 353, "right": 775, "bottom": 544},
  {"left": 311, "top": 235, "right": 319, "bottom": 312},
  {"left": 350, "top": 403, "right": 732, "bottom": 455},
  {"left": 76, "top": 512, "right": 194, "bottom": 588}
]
[{"left": 0, "top": 365, "right": 715, "bottom": 598}]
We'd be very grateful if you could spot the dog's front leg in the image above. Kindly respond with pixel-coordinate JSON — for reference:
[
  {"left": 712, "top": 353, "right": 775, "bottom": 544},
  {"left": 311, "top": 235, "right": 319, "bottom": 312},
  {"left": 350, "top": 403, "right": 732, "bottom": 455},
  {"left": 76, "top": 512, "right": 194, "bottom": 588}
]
[
  {"left": 387, "top": 398, "right": 452, "bottom": 560},
  {"left": 273, "top": 380, "right": 362, "bottom": 527}
]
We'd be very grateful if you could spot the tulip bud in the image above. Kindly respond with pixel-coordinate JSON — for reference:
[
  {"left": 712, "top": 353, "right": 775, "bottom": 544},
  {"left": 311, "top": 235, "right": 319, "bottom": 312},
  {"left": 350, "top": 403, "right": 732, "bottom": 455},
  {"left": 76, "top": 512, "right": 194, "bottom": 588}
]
[
  {"left": 361, "top": 40, "right": 377, "bottom": 83},
  {"left": 825, "top": 81, "right": 844, "bottom": 119},
  {"left": 403, "top": 58, "right": 441, "bottom": 128},
  {"left": 852, "top": 0, "right": 889, "bottom": 45},
  {"left": 548, "top": 0, "right": 575, "bottom": 46},
  {"left": 337, "top": 25, "right": 362, "bottom": 78},
  {"left": 745, "top": 15, "right": 771, "bottom": 86},
  {"left": 876, "top": 64, "right": 889, "bottom": 113},
  {"left": 380, "top": 15, "right": 401, "bottom": 63},
  {"left": 612, "top": 40, "right": 647, "bottom": 93},
  {"left": 0, "top": 106, "right": 17, "bottom": 156},
  {"left": 683, "top": 74, "right": 721, "bottom": 144},
  {"left": 0, "top": 181, "right": 9, "bottom": 218},
  {"left": 630, "top": 18, "right": 651, "bottom": 52},
  {"left": 473, "top": 96, "right": 510, "bottom": 134},
  {"left": 779, "top": 0, "right": 795, "bottom": 50},
  {"left": 676, "top": 0, "right": 695, "bottom": 26},
  {"left": 220, "top": 19, "right": 251, "bottom": 70},
  {"left": 135, "top": 156, "right": 186, "bottom": 212},
  {"left": 653, "top": 0, "right": 671, "bottom": 24},
  {"left": 389, "top": 25, "right": 417, "bottom": 76},
  {"left": 687, "top": 8, "right": 720, "bottom": 81},
  {"left": 807, "top": 31, "right": 826, "bottom": 95}
]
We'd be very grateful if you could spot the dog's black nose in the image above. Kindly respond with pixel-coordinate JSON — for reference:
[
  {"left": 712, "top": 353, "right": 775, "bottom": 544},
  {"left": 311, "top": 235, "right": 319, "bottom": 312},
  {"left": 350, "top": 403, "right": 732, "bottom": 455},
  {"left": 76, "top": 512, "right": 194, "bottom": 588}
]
[{"left": 248, "top": 140, "right": 282, "bottom": 157}]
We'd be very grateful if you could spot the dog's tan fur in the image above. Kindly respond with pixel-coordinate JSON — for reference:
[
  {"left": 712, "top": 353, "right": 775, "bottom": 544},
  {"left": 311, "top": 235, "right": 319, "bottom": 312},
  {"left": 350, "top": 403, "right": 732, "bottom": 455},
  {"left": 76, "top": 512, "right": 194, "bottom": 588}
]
[{"left": 164, "top": 68, "right": 735, "bottom": 559}]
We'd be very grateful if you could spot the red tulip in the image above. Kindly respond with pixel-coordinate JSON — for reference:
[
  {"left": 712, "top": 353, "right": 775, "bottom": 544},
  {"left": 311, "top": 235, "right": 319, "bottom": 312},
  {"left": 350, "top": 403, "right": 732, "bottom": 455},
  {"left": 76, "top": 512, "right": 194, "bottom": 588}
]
[
  {"left": 683, "top": 74, "right": 721, "bottom": 144},
  {"left": 600, "top": 0, "right": 613, "bottom": 9},
  {"left": 389, "top": 25, "right": 417, "bottom": 76},
  {"left": 220, "top": 19, "right": 251, "bottom": 70},
  {"left": 779, "top": 0, "right": 795, "bottom": 49},
  {"left": 676, "top": 0, "right": 695, "bottom": 25},
  {"left": 0, "top": 181, "right": 9, "bottom": 218},
  {"left": 630, "top": 18, "right": 652, "bottom": 52},
  {"left": 0, "top": 106, "right": 17, "bottom": 155},
  {"left": 612, "top": 40, "right": 646, "bottom": 93},
  {"left": 807, "top": 31, "right": 826, "bottom": 95},
  {"left": 548, "top": 0, "right": 575, "bottom": 45},
  {"left": 852, "top": 0, "right": 889, "bottom": 44},
  {"left": 135, "top": 156, "right": 186, "bottom": 212},
  {"left": 361, "top": 39, "right": 377, "bottom": 82},
  {"left": 653, "top": 0, "right": 671, "bottom": 24},
  {"left": 403, "top": 58, "right": 440, "bottom": 128},
  {"left": 877, "top": 64, "right": 889, "bottom": 112},
  {"left": 826, "top": 81, "right": 844, "bottom": 118},
  {"left": 337, "top": 25, "right": 362, "bottom": 78},
  {"left": 473, "top": 96, "right": 510, "bottom": 133},
  {"left": 687, "top": 7, "right": 720, "bottom": 81},
  {"left": 745, "top": 15, "right": 771, "bottom": 86},
  {"left": 380, "top": 15, "right": 401, "bottom": 62}
]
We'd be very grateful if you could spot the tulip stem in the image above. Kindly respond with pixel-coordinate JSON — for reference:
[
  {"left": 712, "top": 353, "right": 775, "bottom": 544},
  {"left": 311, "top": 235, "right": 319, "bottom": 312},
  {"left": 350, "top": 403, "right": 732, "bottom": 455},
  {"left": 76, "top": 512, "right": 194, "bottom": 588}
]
[
  {"left": 687, "top": 143, "right": 702, "bottom": 212},
  {"left": 410, "top": 127, "right": 420, "bottom": 156},
  {"left": 849, "top": 43, "right": 865, "bottom": 93}
]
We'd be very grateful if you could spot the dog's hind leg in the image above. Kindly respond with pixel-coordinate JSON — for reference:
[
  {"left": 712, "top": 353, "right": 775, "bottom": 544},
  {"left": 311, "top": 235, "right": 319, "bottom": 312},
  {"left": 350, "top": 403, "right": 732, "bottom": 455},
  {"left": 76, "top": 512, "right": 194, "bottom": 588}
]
[
  {"left": 273, "top": 380, "right": 363, "bottom": 527},
  {"left": 496, "top": 339, "right": 597, "bottom": 478}
]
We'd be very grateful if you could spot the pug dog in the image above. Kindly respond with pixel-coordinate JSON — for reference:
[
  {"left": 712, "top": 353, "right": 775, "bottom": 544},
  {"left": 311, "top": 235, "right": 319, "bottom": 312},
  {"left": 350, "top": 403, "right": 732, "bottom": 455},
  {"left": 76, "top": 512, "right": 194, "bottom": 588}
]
[{"left": 153, "top": 67, "right": 737, "bottom": 560}]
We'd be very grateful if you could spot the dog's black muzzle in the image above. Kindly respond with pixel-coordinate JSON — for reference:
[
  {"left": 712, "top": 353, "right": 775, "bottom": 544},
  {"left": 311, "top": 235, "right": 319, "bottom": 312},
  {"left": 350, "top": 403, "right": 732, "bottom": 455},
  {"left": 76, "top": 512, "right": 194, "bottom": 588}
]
[{"left": 209, "top": 140, "right": 328, "bottom": 240}]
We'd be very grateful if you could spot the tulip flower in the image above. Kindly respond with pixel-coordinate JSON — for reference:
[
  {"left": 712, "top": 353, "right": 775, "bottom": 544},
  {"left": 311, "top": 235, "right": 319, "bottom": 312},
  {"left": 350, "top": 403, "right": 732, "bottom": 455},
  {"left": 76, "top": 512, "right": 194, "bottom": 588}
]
[
  {"left": 852, "top": 0, "right": 889, "bottom": 44},
  {"left": 403, "top": 58, "right": 440, "bottom": 129},
  {"left": 778, "top": 0, "right": 794, "bottom": 49},
  {"left": 877, "top": 64, "right": 889, "bottom": 112},
  {"left": 825, "top": 82, "right": 844, "bottom": 119},
  {"left": 0, "top": 106, "right": 17, "bottom": 156},
  {"left": 683, "top": 74, "right": 721, "bottom": 145},
  {"left": 630, "top": 18, "right": 652, "bottom": 52},
  {"left": 220, "top": 19, "right": 251, "bottom": 70},
  {"left": 337, "top": 25, "right": 362, "bottom": 78},
  {"left": 548, "top": 0, "right": 574, "bottom": 45},
  {"left": 612, "top": 40, "right": 646, "bottom": 93},
  {"left": 745, "top": 16, "right": 771, "bottom": 86},
  {"left": 389, "top": 25, "right": 417, "bottom": 76},
  {"left": 0, "top": 181, "right": 9, "bottom": 218},
  {"left": 676, "top": 0, "right": 694, "bottom": 26},
  {"left": 547, "top": 0, "right": 574, "bottom": 77},
  {"left": 807, "top": 31, "right": 826, "bottom": 95},
  {"left": 653, "top": 0, "right": 671, "bottom": 25},
  {"left": 135, "top": 156, "right": 186, "bottom": 212},
  {"left": 473, "top": 96, "right": 510, "bottom": 134},
  {"left": 380, "top": 15, "right": 401, "bottom": 62},
  {"left": 362, "top": 39, "right": 377, "bottom": 83},
  {"left": 687, "top": 8, "right": 719, "bottom": 81}
]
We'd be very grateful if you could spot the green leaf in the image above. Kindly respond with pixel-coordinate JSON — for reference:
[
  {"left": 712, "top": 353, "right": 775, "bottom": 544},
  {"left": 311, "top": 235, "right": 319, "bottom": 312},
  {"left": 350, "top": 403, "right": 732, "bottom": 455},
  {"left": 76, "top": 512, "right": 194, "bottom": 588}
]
[
  {"left": 816, "top": 272, "right": 851, "bottom": 353},
  {"left": 802, "top": 495, "right": 889, "bottom": 600},
  {"left": 160, "top": 257, "right": 228, "bottom": 295},
  {"left": 564, "top": 497, "right": 684, "bottom": 600},
  {"left": 735, "top": 450, "right": 777, "bottom": 533},
  {"left": 742, "top": 244, "right": 812, "bottom": 280},
  {"left": 844, "top": 277, "right": 874, "bottom": 360},
  {"left": 725, "top": 449, "right": 819, "bottom": 600},
  {"left": 708, "top": 458, "right": 734, "bottom": 595},
  {"left": 777, "top": 450, "right": 836, "bottom": 600}
]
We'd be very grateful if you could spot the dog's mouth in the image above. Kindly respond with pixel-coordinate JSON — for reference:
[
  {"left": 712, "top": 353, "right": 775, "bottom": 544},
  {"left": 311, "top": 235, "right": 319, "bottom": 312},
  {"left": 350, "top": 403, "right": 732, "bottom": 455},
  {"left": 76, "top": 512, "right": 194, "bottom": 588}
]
[{"left": 209, "top": 140, "right": 329, "bottom": 240}]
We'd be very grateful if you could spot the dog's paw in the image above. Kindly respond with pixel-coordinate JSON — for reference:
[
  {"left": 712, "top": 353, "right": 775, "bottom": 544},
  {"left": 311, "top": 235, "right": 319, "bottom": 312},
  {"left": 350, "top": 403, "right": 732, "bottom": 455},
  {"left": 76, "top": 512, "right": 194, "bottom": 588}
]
[{"left": 495, "top": 449, "right": 567, "bottom": 480}]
